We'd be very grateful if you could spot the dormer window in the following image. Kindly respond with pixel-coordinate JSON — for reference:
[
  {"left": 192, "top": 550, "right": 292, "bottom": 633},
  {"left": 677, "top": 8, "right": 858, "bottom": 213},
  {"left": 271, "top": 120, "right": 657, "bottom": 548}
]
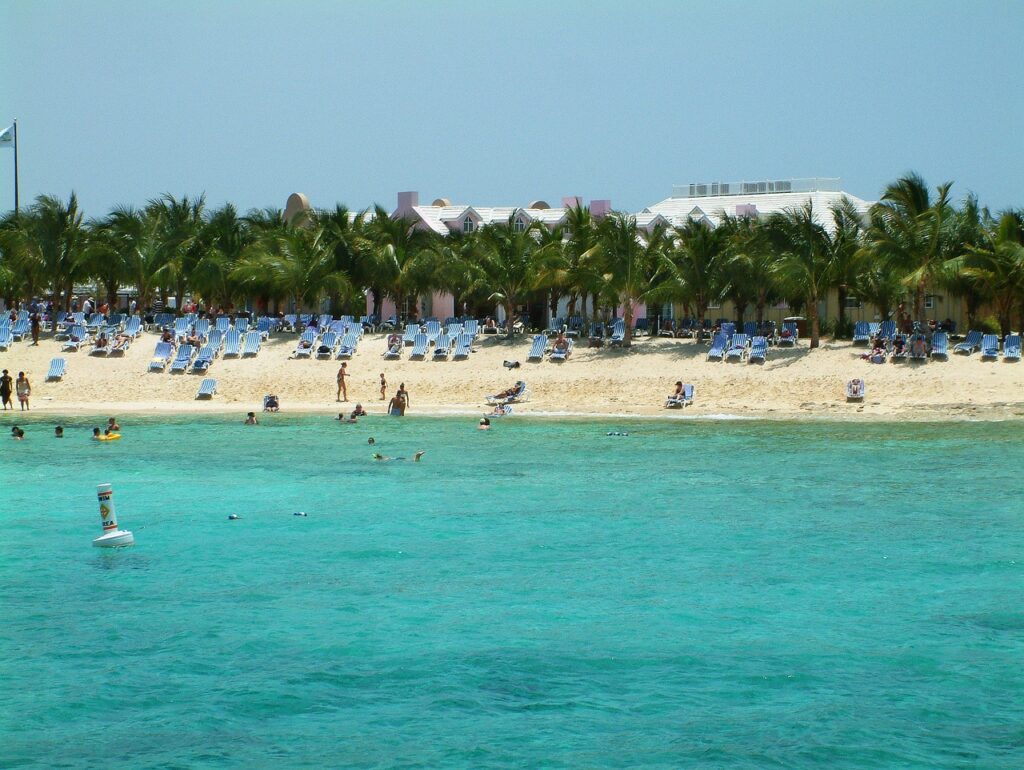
[
  {"left": 513, "top": 218, "right": 526, "bottom": 233},
  {"left": 462, "top": 218, "right": 474, "bottom": 233}
]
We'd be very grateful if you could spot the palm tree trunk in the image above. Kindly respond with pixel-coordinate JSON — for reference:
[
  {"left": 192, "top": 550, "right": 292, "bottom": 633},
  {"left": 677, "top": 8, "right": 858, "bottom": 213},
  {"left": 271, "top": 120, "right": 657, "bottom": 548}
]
[
  {"left": 913, "top": 281, "right": 925, "bottom": 324},
  {"left": 809, "top": 291, "right": 820, "bottom": 349},
  {"left": 837, "top": 285, "right": 848, "bottom": 334},
  {"left": 504, "top": 301, "right": 516, "bottom": 341},
  {"left": 622, "top": 298, "right": 633, "bottom": 349}
]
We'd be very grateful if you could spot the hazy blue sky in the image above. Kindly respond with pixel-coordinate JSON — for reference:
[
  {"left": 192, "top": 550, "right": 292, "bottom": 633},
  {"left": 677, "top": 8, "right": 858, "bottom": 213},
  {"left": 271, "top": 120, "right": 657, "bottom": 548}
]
[{"left": 2, "top": 1, "right": 1022, "bottom": 217}]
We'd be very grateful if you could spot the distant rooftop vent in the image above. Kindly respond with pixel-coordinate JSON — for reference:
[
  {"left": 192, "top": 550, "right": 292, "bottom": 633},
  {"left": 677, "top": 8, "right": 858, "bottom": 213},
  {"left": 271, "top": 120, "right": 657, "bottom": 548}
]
[{"left": 671, "top": 178, "right": 840, "bottom": 199}]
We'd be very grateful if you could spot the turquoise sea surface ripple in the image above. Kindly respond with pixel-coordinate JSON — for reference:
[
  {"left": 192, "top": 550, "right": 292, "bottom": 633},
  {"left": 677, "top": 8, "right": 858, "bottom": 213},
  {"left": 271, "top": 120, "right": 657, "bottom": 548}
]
[{"left": 1, "top": 416, "right": 1022, "bottom": 769}]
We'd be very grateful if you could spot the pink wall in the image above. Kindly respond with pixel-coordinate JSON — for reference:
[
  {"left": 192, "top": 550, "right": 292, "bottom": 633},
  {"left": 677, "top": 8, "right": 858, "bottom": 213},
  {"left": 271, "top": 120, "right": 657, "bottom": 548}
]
[
  {"left": 432, "top": 291, "right": 455, "bottom": 320},
  {"left": 616, "top": 301, "right": 647, "bottom": 321},
  {"left": 590, "top": 199, "right": 612, "bottom": 218},
  {"left": 368, "top": 294, "right": 398, "bottom": 321}
]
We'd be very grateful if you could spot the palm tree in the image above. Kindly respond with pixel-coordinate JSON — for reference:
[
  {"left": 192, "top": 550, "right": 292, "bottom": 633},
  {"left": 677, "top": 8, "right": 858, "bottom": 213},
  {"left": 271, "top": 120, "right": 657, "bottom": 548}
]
[
  {"left": 827, "top": 197, "right": 866, "bottom": 336},
  {"left": 473, "top": 215, "right": 544, "bottom": 340},
  {"left": 865, "top": 173, "right": 953, "bottom": 322},
  {"left": 584, "top": 213, "right": 668, "bottom": 348},
  {"left": 150, "top": 194, "right": 206, "bottom": 310},
  {"left": 664, "top": 218, "right": 728, "bottom": 331},
  {"left": 317, "top": 205, "right": 374, "bottom": 315},
  {"left": 367, "top": 206, "right": 437, "bottom": 322},
  {"left": 767, "top": 201, "right": 831, "bottom": 348},
  {"left": 954, "top": 210, "right": 1024, "bottom": 336},
  {"left": 232, "top": 224, "right": 351, "bottom": 315},
  {"left": 94, "top": 206, "right": 170, "bottom": 311},
  {"left": 192, "top": 203, "right": 253, "bottom": 310}
]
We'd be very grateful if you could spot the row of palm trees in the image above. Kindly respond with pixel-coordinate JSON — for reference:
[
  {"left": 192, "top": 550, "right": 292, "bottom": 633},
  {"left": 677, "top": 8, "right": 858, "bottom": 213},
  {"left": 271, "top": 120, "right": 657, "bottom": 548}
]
[{"left": 1, "top": 173, "right": 1022, "bottom": 349}]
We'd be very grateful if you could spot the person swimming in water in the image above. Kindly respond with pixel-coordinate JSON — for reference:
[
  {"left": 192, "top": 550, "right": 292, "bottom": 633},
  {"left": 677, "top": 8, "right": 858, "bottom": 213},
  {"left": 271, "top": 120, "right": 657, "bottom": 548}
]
[{"left": 373, "top": 450, "right": 425, "bottom": 462}]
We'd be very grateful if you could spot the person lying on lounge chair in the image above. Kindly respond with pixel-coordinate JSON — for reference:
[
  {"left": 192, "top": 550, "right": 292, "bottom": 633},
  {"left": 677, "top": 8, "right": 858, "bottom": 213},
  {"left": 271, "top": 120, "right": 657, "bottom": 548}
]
[
  {"left": 264, "top": 394, "right": 280, "bottom": 412},
  {"left": 552, "top": 333, "right": 570, "bottom": 356},
  {"left": 94, "top": 332, "right": 109, "bottom": 350},
  {"left": 911, "top": 336, "right": 927, "bottom": 357},
  {"left": 862, "top": 343, "right": 886, "bottom": 364},
  {"left": 668, "top": 381, "right": 683, "bottom": 401},
  {"left": 492, "top": 382, "right": 524, "bottom": 401}
]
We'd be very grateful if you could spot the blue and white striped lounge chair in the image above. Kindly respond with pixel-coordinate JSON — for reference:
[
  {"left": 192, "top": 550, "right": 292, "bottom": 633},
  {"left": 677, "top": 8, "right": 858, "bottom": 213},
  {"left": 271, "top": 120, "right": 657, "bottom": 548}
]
[
  {"left": 846, "top": 379, "right": 866, "bottom": 401},
  {"left": 721, "top": 322, "right": 736, "bottom": 340},
  {"left": 293, "top": 330, "right": 316, "bottom": 358},
  {"left": 149, "top": 341, "right": 174, "bottom": 371},
  {"left": 206, "top": 329, "right": 223, "bottom": 352},
  {"left": 173, "top": 317, "right": 190, "bottom": 338},
  {"left": 954, "top": 330, "right": 983, "bottom": 355},
  {"left": 170, "top": 344, "right": 196, "bottom": 373},
  {"left": 453, "top": 333, "right": 472, "bottom": 359},
  {"left": 402, "top": 323, "right": 419, "bottom": 346},
  {"left": 256, "top": 316, "right": 275, "bottom": 338},
  {"left": 748, "top": 336, "right": 768, "bottom": 363},
  {"left": 336, "top": 332, "right": 359, "bottom": 359},
  {"left": 980, "top": 334, "right": 1000, "bottom": 359},
  {"left": 241, "top": 331, "right": 261, "bottom": 357},
  {"left": 432, "top": 333, "right": 452, "bottom": 360},
  {"left": 196, "top": 378, "right": 217, "bottom": 399},
  {"left": 0, "top": 328, "right": 12, "bottom": 350},
  {"left": 726, "top": 333, "right": 748, "bottom": 361},
  {"left": 90, "top": 335, "right": 111, "bottom": 356},
  {"left": 123, "top": 316, "right": 142, "bottom": 338},
  {"left": 464, "top": 319, "right": 479, "bottom": 338},
  {"left": 878, "top": 320, "right": 897, "bottom": 341},
  {"left": 445, "top": 323, "right": 463, "bottom": 338},
  {"left": 487, "top": 381, "right": 529, "bottom": 405},
  {"left": 609, "top": 319, "right": 626, "bottom": 345},
  {"left": 235, "top": 317, "right": 249, "bottom": 334},
  {"left": 707, "top": 332, "right": 727, "bottom": 361},
  {"left": 550, "top": 337, "right": 573, "bottom": 362},
  {"left": 46, "top": 358, "right": 67, "bottom": 381},
  {"left": 62, "top": 325, "right": 89, "bottom": 352},
  {"left": 852, "top": 321, "right": 871, "bottom": 345},
  {"left": 527, "top": 334, "right": 547, "bottom": 362},
  {"left": 1003, "top": 334, "right": 1021, "bottom": 361},
  {"left": 215, "top": 317, "right": 230, "bottom": 333},
  {"left": 316, "top": 331, "right": 338, "bottom": 359},
  {"left": 778, "top": 322, "right": 799, "bottom": 347},
  {"left": 383, "top": 336, "right": 403, "bottom": 359},
  {"left": 424, "top": 320, "right": 441, "bottom": 344},
  {"left": 930, "top": 331, "right": 949, "bottom": 359},
  {"left": 665, "top": 384, "right": 694, "bottom": 408},
  {"left": 410, "top": 333, "right": 428, "bottom": 358},
  {"left": 891, "top": 335, "right": 909, "bottom": 361},
  {"left": 11, "top": 318, "right": 30, "bottom": 341},
  {"left": 223, "top": 329, "right": 241, "bottom": 357},
  {"left": 743, "top": 321, "right": 757, "bottom": 338},
  {"left": 191, "top": 346, "right": 215, "bottom": 373},
  {"left": 195, "top": 318, "right": 210, "bottom": 338}
]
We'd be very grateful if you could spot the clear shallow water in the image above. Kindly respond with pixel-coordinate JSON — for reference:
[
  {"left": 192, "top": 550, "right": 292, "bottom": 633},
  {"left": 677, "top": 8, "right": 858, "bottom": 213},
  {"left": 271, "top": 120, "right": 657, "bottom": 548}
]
[{"left": 1, "top": 415, "right": 1022, "bottom": 769}]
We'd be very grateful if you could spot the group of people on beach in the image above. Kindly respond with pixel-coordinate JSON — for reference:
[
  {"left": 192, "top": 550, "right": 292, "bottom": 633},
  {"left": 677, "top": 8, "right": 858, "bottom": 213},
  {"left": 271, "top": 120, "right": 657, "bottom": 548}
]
[{"left": 0, "top": 369, "right": 31, "bottom": 411}]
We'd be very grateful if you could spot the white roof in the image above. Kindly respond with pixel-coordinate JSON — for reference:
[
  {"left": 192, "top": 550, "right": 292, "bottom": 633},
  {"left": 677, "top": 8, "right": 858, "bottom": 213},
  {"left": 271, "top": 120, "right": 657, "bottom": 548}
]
[
  {"left": 644, "top": 189, "right": 874, "bottom": 233},
  {"left": 410, "top": 204, "right": 568, "bottom": 234}
]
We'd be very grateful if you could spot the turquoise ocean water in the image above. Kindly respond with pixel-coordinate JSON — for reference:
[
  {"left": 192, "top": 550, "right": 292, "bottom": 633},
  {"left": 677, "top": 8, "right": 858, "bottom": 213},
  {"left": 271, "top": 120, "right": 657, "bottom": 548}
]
[{"left": 1, "top": 415, "right": 1022, "bottom": 769}]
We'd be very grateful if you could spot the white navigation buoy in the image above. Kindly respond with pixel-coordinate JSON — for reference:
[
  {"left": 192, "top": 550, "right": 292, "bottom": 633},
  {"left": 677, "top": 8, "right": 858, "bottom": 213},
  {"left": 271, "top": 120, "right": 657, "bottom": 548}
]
[{"left": 92, "top": 483, "right": 135, "bottom": 547}]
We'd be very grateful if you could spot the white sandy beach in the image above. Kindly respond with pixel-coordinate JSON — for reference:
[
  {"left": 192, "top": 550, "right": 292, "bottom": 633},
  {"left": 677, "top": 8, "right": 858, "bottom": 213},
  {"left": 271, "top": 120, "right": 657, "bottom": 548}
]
[{"left": 2, "top": 330, "right": 1023, "bottom": 421}]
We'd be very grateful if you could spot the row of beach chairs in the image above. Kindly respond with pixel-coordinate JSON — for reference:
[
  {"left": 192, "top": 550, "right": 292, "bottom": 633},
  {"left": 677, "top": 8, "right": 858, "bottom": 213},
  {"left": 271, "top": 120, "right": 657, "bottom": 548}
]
[
  {"left": 149, "top": 329, "right": 262, "bottom": 372},
  {"left": 293, "top": 327, "right": 362, "bottom": 359},
  {"left": 707, "top": 333, "right": 770, "bottom": 363},
  {"left": 526, "top": 334, "right": 574, "bottom": 362},
  {"left": 390, "top": 331, "right": 475, "bottom": 361}
]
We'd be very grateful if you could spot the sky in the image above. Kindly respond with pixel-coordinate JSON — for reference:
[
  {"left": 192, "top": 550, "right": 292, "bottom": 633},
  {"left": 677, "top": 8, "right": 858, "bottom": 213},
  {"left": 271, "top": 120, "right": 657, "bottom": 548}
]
[{"left": 2, "top": 0, "right": 1022, "bottom": 218}]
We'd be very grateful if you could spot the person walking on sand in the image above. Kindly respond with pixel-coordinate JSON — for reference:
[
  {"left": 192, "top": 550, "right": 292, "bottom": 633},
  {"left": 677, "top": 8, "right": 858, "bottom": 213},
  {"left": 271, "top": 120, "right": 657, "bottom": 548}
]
[
  {"left": 336, "top": 363, "right": 348, "bottom": 402},
  {"left": 379, "top": 372, "right": 387, "bottom": 401},
  {"left": 16, "top": 372, "right": 31, "bottom": 411},
  {"left": 30, "top": 312, "right": 41, "bottom": 345},
  {"left": 0, "top": 369, "right": 12, "bottom": 411}
]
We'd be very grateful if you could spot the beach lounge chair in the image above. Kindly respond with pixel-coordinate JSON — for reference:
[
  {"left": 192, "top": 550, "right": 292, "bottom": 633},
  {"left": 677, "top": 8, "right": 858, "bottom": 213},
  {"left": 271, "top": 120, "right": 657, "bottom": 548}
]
[
  {"left": 401, "top": 323, "right": 419, "bottom": 346},
  {"left": 453, "top": 332, "right": 472, "bottom": 359},
  {"left": 980, "top": 334, "right": 1000, "bottom": 359},
  {"left": 170, "top": 344, "right": 196, "bottom": 373},
  {"left": 316, "top": 331, "right": 338, "bottom": 359},
  {"left": 748, "top": 336, "right": 768, "bottom": 363},
  {"left": 721, "top": 322, "right": 736, "bottom": 340},
  {"left": 215, "top": 317, "right": 230, "bottom": 333},
  {"left": 0, "top": 328, "right": 12, "bottom": 351},
  {"left": 432, "top": 333, "right": 452, "bottom": 360},
  {"left": 464, "top": 319, "right": 479, "bottom": 338},
  {"left": 1003, "top": 334, "right": 1021, "bottom": 361},
  {"left": 62, "top": 325, "right": 89, "bottom": 352},
  {"left": 293, "top": 330, "right": 316, "bottom": 358},
  {"left": 424, "top": 320, "right": 441, "bottom": 344},
  {"left": 778, "top": 322, "right": 799, "bottom": 347},
  {"left": 196, "top": 378, "right": 217, "bottom": 399},
  {"left": 707, "top": 332, "right": 727, "bottom": 361},
  {"left": 930, "top": 331, "right": 948, "bottom": 359},
  {"left": 852, "top": 321, "right": 871, "bottom": 345},
  {"left": 954, "top": 330, "right": 983, "bottom": 355},
  {"left": 123, "top": 316, "right": 142, "bottom": 338},
  {"left": 206, "top": 328, "right": 223, "bottom": 352},
  {"left": 609, "top": 319, "right": 626, "bottom": 346},
  {"left": 223, "top": 328, "right": 241, "bottom": 357},
  {"left": 109, "top": 335, "right": 131, "bottom": 356},
  {"left": 726, "top": 333, "right": 748, "bottom": 361},
  {"left": 90, "top": 336, "right": 111, "bottom": 356},
  {"left": 665, "top": 384, "right": 695, "bottom": 408},
  {"left": 191, "top": 346, "right": 215, "bottom": 373},
  {"left": 891, "top": 335, "right": 909, "bottom": 361},
  {"left": 256, "top": 316, "right": 276, "bottom": 338},
  {"left": 846, "top": 379, "right": 866, "bottom": 401},
  {"left": 336, "top": 331, "right": 359, "bottom": 358},
  {"left": 46, "top": 358, "right": 67, "bottom": 381},
  {"left": 149, "top": 341, "right": 174, "bottom": 371},
  {"left": 241, "top": 331, "right": 261, "bottom": 357},
  {"left": 907, "top": 334, "right": 929, "bottom": 361},
  {"left": 878, "top": 320, "right": 897, "bottom": 341},
  {"left": 10, "top": 318, "right": 28, "bottom": 341},
  {"left": 526, "top": 334, "right": 547, "bottom": 362},
  {"left": 173, "top": 317, "right": 190, "bottom": 338},
  {"left": 263, "top": 394, "right": 280, "bottom": 412},
  {"left": 410, "top": 333, "right": 428, "bottom": 359},
  {"left": 486, "top": 380, "right": 529, "bottom": 405},
  {"left": 549, "top": 337, "right": 573, "bottom": 362},
  {"left": 235, "top": 317, "right": 249, "bottom": 334},
  {"left": 195, "top": 318, "right": 210, "bottom": 338}
]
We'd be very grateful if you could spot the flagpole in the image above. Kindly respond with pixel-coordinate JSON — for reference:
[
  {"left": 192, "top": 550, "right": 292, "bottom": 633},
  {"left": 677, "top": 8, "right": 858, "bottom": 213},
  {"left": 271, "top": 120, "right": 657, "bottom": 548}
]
[{"left": 13, "top": 119, "right": 18, "bottom": 214}]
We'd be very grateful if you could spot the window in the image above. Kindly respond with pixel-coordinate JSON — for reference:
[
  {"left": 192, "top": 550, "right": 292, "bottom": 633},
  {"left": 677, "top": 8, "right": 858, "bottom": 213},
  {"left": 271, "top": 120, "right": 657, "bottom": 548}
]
[
  {"left": 925, "top": 295, "right": 935, "bottom": 310},
  {"left": 513, "top": 218, "right": 526, "bottom": 233},
  {"left": 845, "top": 296, "right": 862, "bottom": 309},
  {"left": 462, "top": 218, "right": 474, "bottom": 233},
  {"left": 707, "top": 301, "right": 721, "bottom": 310}
]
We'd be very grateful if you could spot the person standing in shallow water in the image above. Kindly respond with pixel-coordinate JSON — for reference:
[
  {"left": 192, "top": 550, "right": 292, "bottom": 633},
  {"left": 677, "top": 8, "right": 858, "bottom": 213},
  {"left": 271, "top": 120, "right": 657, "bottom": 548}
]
[{"left": 0, "top": 369, "right": 12, "bottom": 410}]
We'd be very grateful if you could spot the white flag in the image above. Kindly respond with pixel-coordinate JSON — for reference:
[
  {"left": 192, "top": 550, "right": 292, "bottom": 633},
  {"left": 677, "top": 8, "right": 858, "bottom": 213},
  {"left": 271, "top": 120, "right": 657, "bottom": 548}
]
[{"left": 0, "top": 124, "right": 13, "bottom": 148}]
